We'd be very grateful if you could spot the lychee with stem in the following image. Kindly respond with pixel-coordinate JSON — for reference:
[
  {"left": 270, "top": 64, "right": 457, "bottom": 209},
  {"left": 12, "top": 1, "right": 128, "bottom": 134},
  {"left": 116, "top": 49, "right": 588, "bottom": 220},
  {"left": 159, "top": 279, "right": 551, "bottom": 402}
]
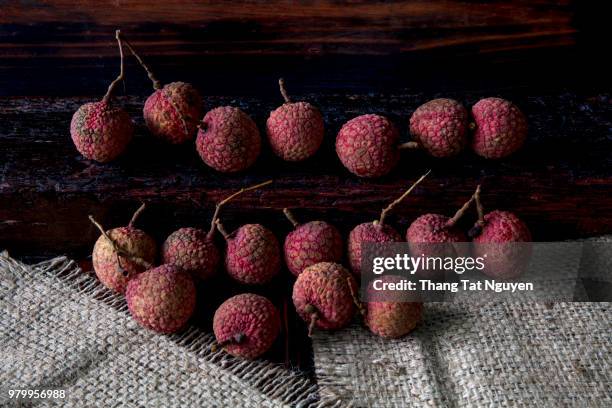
[
  {"left": 161, "top": 180, "right": 272, "bottom": 280},
  {"left": 196, "top": 106, "right": 261, "bottom": 173},
  {"left": 470, "top": 186, "right": 532, "bottom": 279},
  {"left": 470, "top": 97, "right": 528, "bottom": 159},
  {"left": 217, "top": 221, "right": 281, "bottom": 285},
  {"left": 120, "top": 33, "right": 203, "bottom": 144},
  {"left": 70, "top": 30, "right": 133, "bottom": 163},
  {"left": 347, "top": 171, "right": 430, "bottom": 275},
  {"left": 213, "top": 293, "right": 280, "bottom": 359},
  {"left": 266, "top": 78, "right": 325, "bottom": 162},
  {"left": 90, "top": 203, "right": 157, "bottom": 294},
  {"left": 282, "top": 208, "right": 343, "bottom": 276},
  {"left": 292, "top": 262, "right": 359, "bottom": 336},
  {"left": 126, "top": 264, "right": 196, "bottom": 334},
  {"left": 408, "top": 98, "right": 468, "bottom": 158}
]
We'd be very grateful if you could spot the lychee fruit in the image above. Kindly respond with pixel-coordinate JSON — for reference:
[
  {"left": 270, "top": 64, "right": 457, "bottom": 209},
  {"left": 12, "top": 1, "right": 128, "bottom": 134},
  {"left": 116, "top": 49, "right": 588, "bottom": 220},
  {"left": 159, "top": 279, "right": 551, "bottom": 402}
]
[
  {"left": 90, "top": 203, "right": 157, "bottom": 294},
  {"left": 365, "top": 275, "right": 423, "bottom": 338},
  {"left": 217, "top": 222, "right": 281, "bottom": 285},
  {"left": 282, "top": 208, "right": 343, "bottom": 276},
  {"left": 161, "top": 180, "right": 272, "bottom": 280},
  {"left": 120, "top": 33, "right": 203, "bottom": 144},
  {"left": 408, "top": 98, "right": 468, "bottom": 158},
  {"left": 196, "top": 106, "right": 261, "bottom": 173},
  {"left": 70, "top": 30, "right": 133, "bottom": 163},
  {"left": 213, "top": 293, "right": 280, "bottom": 359},
  {"left": 126, "top": 264, "right": 196, "bottom": 334},
  {"left": 292, "top": 262, "right": 358, "bottom": 336},
  {"left": 336, "top": 114, "right": 402, "bottom": 178},
  {"left": 266, "top": 78, "right": 325, "bottom": 162},
  {"left": 471, "top": 97, "right": 528, "bottom": 159},
  {"left": 470, "top": 186, "right": 532, "bottom": 279},
  {"left": 347, "top": 171, "right": 430, "bottom": 275}
]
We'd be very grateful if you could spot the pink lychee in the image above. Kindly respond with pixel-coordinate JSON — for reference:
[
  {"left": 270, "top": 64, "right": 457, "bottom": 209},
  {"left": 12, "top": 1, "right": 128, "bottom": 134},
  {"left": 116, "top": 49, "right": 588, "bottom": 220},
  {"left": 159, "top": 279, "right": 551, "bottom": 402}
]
[
  {"left": 335, "top": 114, "right": 400, "bottom": 178},
  {"left": 409, "top": 98, "right": 468, "bottom": 158},
  {"left": 196, "top": 106, "right": 261, "bottom": 173},
  {"left": 471, "top": 97, "right": 528, "bottom": 159},
  {"left": 348, "top": 222, "right": 402, "bottom": 275},
  {"left": 162, "top": 227, "right": 220, "bottom": 280},
  {"left": 126, "top": 264, "right": 196, "bottom": 334},
  {"left": 143, "top": 81, "right": 203, "bottom": 144},
  {"left": 292, "top": 262, "right": 357, "bottom": 335},
  {"left": 213, "top": 293, "right": 280, "bottom": 359}
]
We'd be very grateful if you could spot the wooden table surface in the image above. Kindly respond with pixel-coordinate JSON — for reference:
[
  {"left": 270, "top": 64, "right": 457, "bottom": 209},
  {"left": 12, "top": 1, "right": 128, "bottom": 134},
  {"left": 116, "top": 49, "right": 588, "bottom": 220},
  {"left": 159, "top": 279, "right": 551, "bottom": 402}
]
[{"left": 1, "top": 0, "right": 610, "bottom": 373}]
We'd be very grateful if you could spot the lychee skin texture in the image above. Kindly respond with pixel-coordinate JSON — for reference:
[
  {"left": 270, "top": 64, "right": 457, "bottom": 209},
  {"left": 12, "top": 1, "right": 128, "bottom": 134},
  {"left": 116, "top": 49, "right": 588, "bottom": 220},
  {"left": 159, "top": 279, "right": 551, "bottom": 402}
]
[
  {"left": 225, "top": 224, "right": 281, "bottom": 285},
  {"left": 336, "top": 114, "right": 400, "bottom": 178},
  {"left": 292, "top": 262, "right": 357, "bottom": 331},
  {"left": 92, "top": 226, "right": 157, "bottom": 294},
  {"left": 213, "top": 293, "right": 280, "bottom": 360},
  {"left": 196, "top": 106, "right": 261, "bottom": 173},
  {"left": 70, "top": 101, "right": 134, "bottom": 163},
  {"left": 143, "top": 82, "right": 203, "bottom": 144},
  {"left": 366, "top": 275, "right": 423, "bottom": 339},
  {"left": 126, "top": 264, "right": 196, "bottom": 334},
  {"left": 409, "top": 98, "right": 468, "bottom": 158},
  {"left": 473, "top": 210, "right": 532, "bottom": 279},
  {"left": 348, "top": 222, "right": 402, "bottom": 275},
  {"left": 266, "top": 102, "right": 324, "bottom": 162},
  {"left": 162, "top": 227, "right": 220, "bottom": 280},
  {"left": 471, "top": 97, "right": 528, "bottom": 159},
  {"left": 284, "top": 221, "right": 343, "bottom": 276}
]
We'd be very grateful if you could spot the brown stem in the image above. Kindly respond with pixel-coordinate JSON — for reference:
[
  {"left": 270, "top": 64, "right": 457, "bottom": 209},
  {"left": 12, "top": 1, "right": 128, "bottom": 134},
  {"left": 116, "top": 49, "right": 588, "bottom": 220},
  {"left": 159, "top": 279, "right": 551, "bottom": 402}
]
[
  {"left": 378, "top": 170, "right": 431, "bottom": 225},
  {"left": 445, "top": 193, "right": 475, "bottom": 228},
  {"left": 282, "top": 208, "right": 299, "bottom": 228},
  {"left": 468, "top": 185, "right": 486, "bottom": 238},
  {"left": 88, "top": 215, "right": 153, "bottom": 270},
  {"left": 304, "top": 304, "right": 319, "bottom": 337},
  {"left": 398, "top": 141, "right": 421, "bottom": 150},
  {"left": 128, "top": 202, "right": 146, "bottom": 228},
  {"left": 347, "top": 277, "right": 366, "bottom": 317},
  {"left": 215, "top": 220, "right": 231, "bottom": 240},
  {"left": 118, "top": 31, "right": 162, "bottom": 90},
  {"left": 212, "top": 332, "right": 246, "bottom": 352},
  {"left": 278, "top": 78, "right": 291, "bottom": 103},
  {"left": 102, "top": 30, "right": 126, "bottom": 104},
  {"left": 207, "top": 180, "right": 273, "bottom": 238}
]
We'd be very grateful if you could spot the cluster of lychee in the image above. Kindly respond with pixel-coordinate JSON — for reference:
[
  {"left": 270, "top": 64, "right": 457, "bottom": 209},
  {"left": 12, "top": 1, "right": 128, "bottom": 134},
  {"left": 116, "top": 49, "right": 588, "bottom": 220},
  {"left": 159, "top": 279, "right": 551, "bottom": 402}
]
[
  {"left": 70, "top": 31, "right": 528, "bottom": 177},
  {"left": 89, "top": 174, "right": 530, "bottom": 359}
]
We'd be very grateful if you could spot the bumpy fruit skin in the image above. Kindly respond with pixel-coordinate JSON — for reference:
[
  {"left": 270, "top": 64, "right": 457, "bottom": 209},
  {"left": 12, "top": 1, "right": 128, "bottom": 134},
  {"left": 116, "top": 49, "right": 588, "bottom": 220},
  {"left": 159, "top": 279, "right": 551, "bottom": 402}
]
[
  {"left": 348, "top": 222, "right": 402, "bottom": 275},
  {"left": 335, "top": 114, "right": 400, "bottom": 178},
  {"left": 473, "top": 210, "right": 532, "bottom": 279},
  {"left": 213, "top": 293, "right": 280, "bottom": 360},
  {"left": 292, "top": 262, "right": 357, "bottom": 331},
  {"left": 196, "top": 106, "right": 261, "bottom": 172},
  {"left": 409, "top": 98, "right": 468, "bottom": 157},
  {"left": 70, "top": 101, "right": 134, "bottom": 162},
  {"left": 266, "top": 101, "right": 324, "bottom": 161},
  {"left": 225, "top": 224, "right": 281, "bottom": 285},
  {"left": 366, "top": 275, "right": 423, "bottom": 338},
  {"left": 162, "top": 227, "right": 220, "bottom": 280},
  {"left": 284, "top": 221, "right": 343, "bottom": 276},
  {"left": 126, "top": 265, "right": 196, "bottom": 334},
  {"left": 406, "top": 213, "right": 466, "bottom": 244},
  {"left": 92, "top": 226, "right": 157, "bottom": 294},
  {"left": 143, "top": 82, "right": 203, "bottom": 144},
  {"left": 471, "top": 97, "right": 528, "bottom": 159}
]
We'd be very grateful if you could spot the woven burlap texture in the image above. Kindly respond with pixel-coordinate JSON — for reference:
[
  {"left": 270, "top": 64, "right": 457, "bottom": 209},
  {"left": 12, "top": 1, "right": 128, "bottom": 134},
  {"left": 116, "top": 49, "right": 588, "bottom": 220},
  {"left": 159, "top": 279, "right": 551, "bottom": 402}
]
[{"left": 0, "top": 254, "right": 321, "bottom": 407}]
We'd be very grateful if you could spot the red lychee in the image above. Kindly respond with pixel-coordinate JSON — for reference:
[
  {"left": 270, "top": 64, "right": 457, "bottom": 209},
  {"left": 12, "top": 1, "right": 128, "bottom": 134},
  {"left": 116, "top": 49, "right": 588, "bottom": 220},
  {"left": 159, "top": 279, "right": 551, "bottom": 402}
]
[
  {"left": 347, "top": 171, "right": 430, "bottom": 275},
  {"left": 90, "top": 203, "right": 157, "bottom": 294},
  {"left": 266, "top": 79, "right": 324, "bottom": 162},
  {"left": 213, "top": 293, "right": 280, "bottom": 359},
  {"left": 126, "top": 264, "right": 196, "bottom": 334},
  {"left": 282, "top": 208, "right": 343, "bottom": 276},
  {"left": 409, "top": 98, "right": 468, "bottom": 158},
  {"left": 365, "top": 275, "right": 423, "bottom": 338},
  {"left": 218, "top": 222, "right": 281, "bottom": 285},
  {"left": 471, "top": 97, "right": 528, "bottom": 159},
  {"left": 196, "top": 106, "right": 261, "bottom": 173},
  {"left": 70, "top": 30, "right": 133, "bottom": 163},
  {"left": 335, "top": 114, "right": 400, "bottom": 178},
  {"left": 292, "top": 262, "right": 358, "bottom": 335}
]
